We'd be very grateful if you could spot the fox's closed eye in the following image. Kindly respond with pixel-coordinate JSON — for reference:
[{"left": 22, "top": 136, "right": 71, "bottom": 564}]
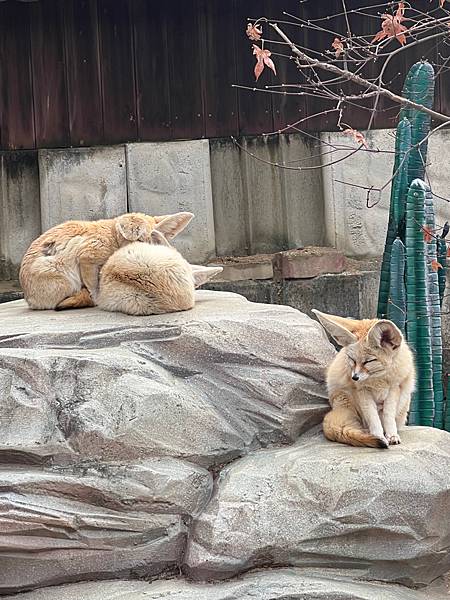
[{"left": 363, "top": 359, "right": 377, "bottom": 365}]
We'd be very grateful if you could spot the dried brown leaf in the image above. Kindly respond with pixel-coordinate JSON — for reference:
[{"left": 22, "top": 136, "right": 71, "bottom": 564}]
[
  {"left": 372, "top": 2, "right": 407, "bottom": 46},
  {"left": 343, "top": 127, "right": 369, "bottom": 149},
  {"left": 332, "top": 37, "right": 345, "bottom": 58},
  {"left": 431, "top": 259, "right": 443, "bottom": 271},
  {"left": 423, "top": 226, "right": 433, "bottom": 243},
  {"left": 246, "top": 22, "right": 262, "bottom": 41},
  {"left": 252, "top": 45, "right": 277, "bottom": 81}
]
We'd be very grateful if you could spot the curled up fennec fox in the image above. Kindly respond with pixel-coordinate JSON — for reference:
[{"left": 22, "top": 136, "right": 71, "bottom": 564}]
[
  {"left": 97, "top": 230, "right": 223, "bottom": 316},
  {"left": 312, "top": 309, "right": 415, "bottom": 449},
  {"left": 19, "top": 212, "right": 193, "bottom": 310}
]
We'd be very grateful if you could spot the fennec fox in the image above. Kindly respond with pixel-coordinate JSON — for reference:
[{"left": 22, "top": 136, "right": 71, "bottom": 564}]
[
  {"left": 20, "top": 212, "right": 193, "bottom": 310},
  {"left": 312, "top": 309, "right": 415, "bottom": 449},
  {"left": 96, "top": 231, "right": 223, "bottom": 316}
]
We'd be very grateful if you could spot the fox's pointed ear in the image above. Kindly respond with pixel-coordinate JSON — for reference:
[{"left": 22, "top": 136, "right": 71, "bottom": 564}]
[
  {"left": 368, "top": 320, "right": 402, "bottom": 350},
  {"left": 150, "top": 229, "right": 171, "bottom": 246},
  {"left": 311, "top": 309, "right": 358, "bottom": 347},
  {"left": 191, "top": 265, "right": 223, "bottom": 288},
  {"left": 153, "top": 212, "right": 194, "bottom": 240}
]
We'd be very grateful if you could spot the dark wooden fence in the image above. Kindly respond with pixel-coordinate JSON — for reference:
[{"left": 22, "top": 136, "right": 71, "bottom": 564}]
[{"left": 0, "top": 0, "right": 448, "bottom": 150}]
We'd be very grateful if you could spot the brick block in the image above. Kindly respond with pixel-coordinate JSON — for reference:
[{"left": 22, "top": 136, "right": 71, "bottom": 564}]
[
  {"left": 273, "top": 247, "right": 346, "bottom": 280},
  {"left": 208, "top": 254, "right": 273, "bottom": 282}
]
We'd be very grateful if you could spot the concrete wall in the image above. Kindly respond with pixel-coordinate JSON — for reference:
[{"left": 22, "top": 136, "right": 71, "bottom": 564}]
[
  {"left": 126, "top": 140, "right": 216, "bottom": 263},
  {"left": 0, "top": 152, "right": 40, "bottom": 280},
  {"left": 321, "top": 129, "right": 450, "bottom": 257},
  {"left": 210, "top": 135, "right": 325, "bottom": 256},
  {"left": 0, "top": 134, "right": 326, "bottom": 278}
]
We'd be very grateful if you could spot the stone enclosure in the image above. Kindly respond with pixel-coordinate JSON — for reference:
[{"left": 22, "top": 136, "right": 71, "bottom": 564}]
[{"left": 1, "top": 291, "right": 449, "bottom": 598}]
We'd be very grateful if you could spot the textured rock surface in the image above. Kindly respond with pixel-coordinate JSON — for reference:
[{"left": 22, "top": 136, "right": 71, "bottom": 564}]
[
  {"left": 185, "top": 427, "right": 450, "bottom": 587},
  {"left": 4, "top": 570, "right": 445, "bottom": 600},
  {"left": 0, "top": 292, "right": 333, "bottom": 592}
]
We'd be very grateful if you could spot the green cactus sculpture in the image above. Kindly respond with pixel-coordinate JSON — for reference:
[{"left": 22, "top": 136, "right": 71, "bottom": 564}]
[
  {"left": 425, "top": 189, "right": 444, "bottom": 428},
  {"left": 405, "top": 179, "right": 434, "bottom": 426},
  {"left": 377, "top": 61, "right": 447, "bottom": 429},
  {"left": 377, "top": 118, "right": 411, "bottom": 319},
  {"left": 387, "top": 238, "right": 406, "bottom": 334}
]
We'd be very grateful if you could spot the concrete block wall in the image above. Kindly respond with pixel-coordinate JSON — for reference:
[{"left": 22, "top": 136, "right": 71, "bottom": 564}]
[
  {"left": 0, "top": 133, "right": 326, "bottom": 280},
  {"left": 0, "top": 152, "right": 40, "bottom": 280},
  {"left": 321, "top": 129, "right": 450, "bottom": 257},
  {"left": 210, "top": 135, "right": 325, "bottom": 256},
  {"left": 126, "top": 140, "right": 216, "bottom": 264}
]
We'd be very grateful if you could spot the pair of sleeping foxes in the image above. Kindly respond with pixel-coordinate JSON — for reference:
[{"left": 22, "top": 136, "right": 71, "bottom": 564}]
[
  {"left": 19, "top": 211, "right": 415, "bottom": 451},
  {"left": 19, "top": 211, "right": 222, "bottom": 316}
]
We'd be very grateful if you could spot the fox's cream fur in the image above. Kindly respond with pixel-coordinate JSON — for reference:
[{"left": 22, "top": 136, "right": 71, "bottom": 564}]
[
  {"left": 96, "top": 232, "right": 223, "bottom": 316},
  {"left": 19, "top": 212, "right": 193, "bottom": 310},
  {"left": 312, "top": 309, "right": 415, "bottom": 449}
]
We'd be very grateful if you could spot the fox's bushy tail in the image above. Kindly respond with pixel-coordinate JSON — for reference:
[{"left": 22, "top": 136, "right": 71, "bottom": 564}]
[
  {"left": 323, "top": 406, "right": 389, "bottom": 449},
  {"left": 55, "top": 288, "right": 95, "bottom": 310}
]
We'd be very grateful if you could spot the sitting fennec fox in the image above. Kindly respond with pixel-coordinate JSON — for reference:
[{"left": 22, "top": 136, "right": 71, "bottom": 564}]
[
  {"left": 19, "top": 212, "right": 193, "bottom": 310},
  {"left": 312, "top": 309, "right": 415, "bottom": 449},
  {"left": 96, "top": 230, "right": 223, "bottom": 315}
]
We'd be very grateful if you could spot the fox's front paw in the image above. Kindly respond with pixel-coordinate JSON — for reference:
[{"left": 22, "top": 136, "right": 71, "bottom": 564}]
[{"left": 387, "top": 433, "right": 401, "bottom": 445}]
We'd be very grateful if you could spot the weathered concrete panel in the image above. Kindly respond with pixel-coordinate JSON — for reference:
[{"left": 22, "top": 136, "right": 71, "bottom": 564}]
[
  {"left": 321, "top": 129, "right": 450, "bottom": 257},
  {"left": 39, "top": 146, "right": 127, "bottom": 231},
  {"left": 210, "top": 134, "right": 324, "bottom": 257},
  {"left": 127, "top": 140, "right": 215, "bottom": 263},
  {"left": 0, "top": 152, "right": 40, "bottom": 279}
]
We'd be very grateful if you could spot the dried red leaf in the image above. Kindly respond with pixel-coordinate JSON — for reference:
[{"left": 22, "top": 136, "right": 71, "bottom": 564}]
[
  {"left": 372, "top": 2, "right": 407, "bottom": 46},
  {"left": 343, "top": 127, "right": 369, "bottom": 149},
  {"left": 332, "top": 37, "right": 345, "bottom": 58},
  {"left": 431, "top": 259, "right": 443, "bottom": 271},
  {"left": 423, "top": 226, "right": 433, "bottom": 243},
  {"left": 252, "top": 44, "right": 277, "bottom": 81},
  {"left": 246, "top": 22, "right": 262, "bottom": 41}
]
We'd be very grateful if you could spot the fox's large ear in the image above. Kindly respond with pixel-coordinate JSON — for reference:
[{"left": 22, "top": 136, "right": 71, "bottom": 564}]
[
  {"left": 191, "top": 265, "right": 223, "bottom": 288},
  {"left": 311, "top": 309, "right": 358, "bottom": 347},
  {"left": 153, "top": 212, "right": 194, "bottom": 240},
  {"left": 150, "top": 229, "right": 171, "bottom": 247},
  {"left": 367, "top": 320, "right": 402, "bottom": 351},
  {"left": 116, "top": 214, "right": 148, "bottom": 241}
]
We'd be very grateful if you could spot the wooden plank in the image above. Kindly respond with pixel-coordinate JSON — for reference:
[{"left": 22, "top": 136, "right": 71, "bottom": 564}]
[
  {"left": 0, "top": 1, "right": 35, "bottom": 150},
  {"left": 132, "top": 0, "right": 172, "bottom": 141},
  {"left": 98, "top": 0, "right": 137, "bottom": 143},
  {"left": 30, "top": 0, "right": 69, "bottom": 148},
  {"left": 63, "top": 0, "right": 103, "bottom": 146},
  {"left": 263, "top": 0, "right": 308, "bottom": 133},
  {"left": 233, "top": 0, "right": 273, "bottom": 135},
  {"left": 200, "top": 0, "right": 239, "bottom": 138},
  {"left": 166, "top": 0, "right": 205, "bottom": 139}
]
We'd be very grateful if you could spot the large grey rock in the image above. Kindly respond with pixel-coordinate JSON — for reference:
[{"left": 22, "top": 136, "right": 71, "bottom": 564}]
[
  {"left": 185, "top": 427, "right": 450, "bottom": 587},
  {"left": 39, "top": 146, "right": 127, "bottom": 230},
  {"left": 3, "top": 569, "right": 445, "bottom": 600},
  {"left": 0, "top": 457, "right": 211, "bottom": 593},
  {"left": 126, "top": 140, "right": 215, "bottom": 263},
  {"left": 0, "top": 291, "right": 334, "bottom": 592}
]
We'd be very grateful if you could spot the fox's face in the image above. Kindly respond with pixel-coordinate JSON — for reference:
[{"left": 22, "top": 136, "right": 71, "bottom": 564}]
[
  {"left": 311, "top": 309, "right": 403, "bottom": 384},
  {"left": 345, "top": 343, "right": 390, "bottom": 382},
  {"left": 115, "top": 212, "right": 193, "bottom": 245}
]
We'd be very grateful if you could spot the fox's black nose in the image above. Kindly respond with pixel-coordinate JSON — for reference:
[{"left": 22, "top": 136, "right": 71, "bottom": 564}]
[{"left": 352, "top": 374, "right": 359, "bottom": 381}]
